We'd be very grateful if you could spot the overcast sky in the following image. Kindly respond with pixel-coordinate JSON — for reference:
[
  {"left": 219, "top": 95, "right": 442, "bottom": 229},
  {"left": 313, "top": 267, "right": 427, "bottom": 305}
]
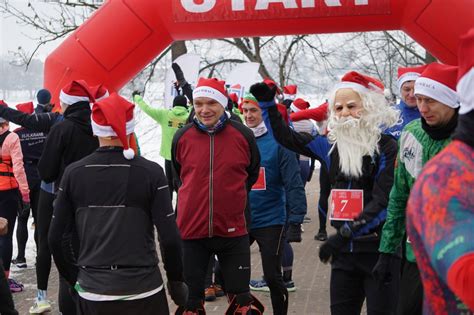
[{"left": 0, "top": 1, "right": 64, "bottom": 61}]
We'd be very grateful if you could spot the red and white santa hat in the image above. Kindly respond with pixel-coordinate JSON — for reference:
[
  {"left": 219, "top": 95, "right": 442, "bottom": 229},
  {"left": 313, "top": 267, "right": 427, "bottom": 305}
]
[
  {"left": 263, "top": 78, "right": 282, "bottom": 94},
  {"left": 229, "top": 92, "right": 239, "bottom": 104},
  {"left": 335, "top": 71, "right": 385, "bottom": 95},
  {"left": 414, "top": 63, "right": 459, "bottom": 108},
  {"left": 290, "top": 98, "right": 310, "bottom": 113},
  {"left": 397, "top": 65, "right": 427, "bottom": 93},
  {"left": 91, "top": 93, "right": 136, "bottom": 160},
  {"left": 283, "top": 85, "right": 297, "bottom": 100},
  {"left": 457, "top": 28, "right": 474, "bottom": 114},
  {"left": 192, "top": 77, "right": 228, "bottom": 108},
  {"left": 16, "top": 102, "right": 34, "bottom": 114},
  {"left": 59, "top": 80, "right": 94, "bottom": 105},
  {"left": 91, "top": 84, "right": 110, "bottom": 102}
]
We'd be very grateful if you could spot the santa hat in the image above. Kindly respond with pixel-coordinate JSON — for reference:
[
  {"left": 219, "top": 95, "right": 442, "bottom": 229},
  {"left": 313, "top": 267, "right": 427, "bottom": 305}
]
[
  {"left": 91, "top": 84, "right": 109, "bottom": 102},
  {"left": 263, "top": 78, "right": 282, "bottom": 94},
  {"left": 91, "top": 93, "right": 136, "bottom": 160},
  {"left": 457, "top": 28, "right": 474, "bottom": 114},
  {"left": 290, "top": 98, "right": 310, "bottom": 113},
  {"left": 415, "top": 63, "right": 459, "bottom": 108},
  {"left": 16, "top": 102, "right": 34, "bottom": 114},
  {"left": 229, "top": 93, "right": 239, "bottom": 104},
  {"left": 192, "top": 77, "right": 228, "bottom": 108},
  {"left": 60, "top": 80, "right": 94, "bottom": 105},
  {"left": 397, "top": 65, "right": 427, "bottom": 93},
  {"left": 335, "top": 71, "right": 385, "bottom": 94},
  {"left": 283, "top": 85, "right": 297, "bottom": 100}
]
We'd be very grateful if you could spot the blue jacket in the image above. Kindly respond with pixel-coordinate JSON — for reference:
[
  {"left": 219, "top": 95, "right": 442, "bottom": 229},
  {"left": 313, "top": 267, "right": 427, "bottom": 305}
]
[
  {"left": 385, "top": 101, "right": 421, "bottom": 140},
  {"left": 249, "top": 131, "right": 306, "bottom": 229}
]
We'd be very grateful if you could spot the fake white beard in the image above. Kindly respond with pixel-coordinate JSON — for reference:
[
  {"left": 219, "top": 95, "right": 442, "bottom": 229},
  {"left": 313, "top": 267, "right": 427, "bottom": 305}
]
[{"left": 327, "top": 116, "right": 381, "bottom": 178}]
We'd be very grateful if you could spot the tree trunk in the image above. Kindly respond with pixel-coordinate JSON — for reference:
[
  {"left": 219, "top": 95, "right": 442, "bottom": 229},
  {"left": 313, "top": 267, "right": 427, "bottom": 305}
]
[{"left": 171, "top": 41, "right": 188, "bottom": 61}]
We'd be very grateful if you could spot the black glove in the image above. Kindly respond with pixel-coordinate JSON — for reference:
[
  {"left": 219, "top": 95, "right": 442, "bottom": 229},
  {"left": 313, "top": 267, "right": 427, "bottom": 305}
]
[
  {"left": 318, "top": 233, "right": 348, "bottom": 264},
  {"left": 286, "top": 224, "right": 302, "bottom": 243},
  {"left": 172, "top": 63, "right": 188, "bottom": 87},
  {"left": 18, "top": 202, "right": 30, "bottom": 220},
  {"left": 132, "top": 90, "right": 141, "bottom": 98},
  {"left": 372, "top": 253, "right": 398, "bottom": 286},
  {"left": 338, "top": 217, "right": 368, "bottom": 238},
  {"left": 167, "top": 281, "right": 188, "bottom": 306},
  {"left": 282, "top": 99, "right": 293, "bottom": 108},
  {"left": 249, "top": 82, "right": 277, "bottom": 102}
]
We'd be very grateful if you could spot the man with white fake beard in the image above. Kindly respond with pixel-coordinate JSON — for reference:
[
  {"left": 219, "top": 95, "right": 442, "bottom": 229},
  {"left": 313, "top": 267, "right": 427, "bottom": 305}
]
[{"left": 250, "top": 71, "right": 400, "bottom": 315}]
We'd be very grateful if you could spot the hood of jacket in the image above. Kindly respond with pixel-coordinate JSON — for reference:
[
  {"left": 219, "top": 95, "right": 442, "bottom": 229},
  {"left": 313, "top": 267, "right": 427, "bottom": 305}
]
[{"left": 63, "top": 101, "right": 93, "bottom": 136}]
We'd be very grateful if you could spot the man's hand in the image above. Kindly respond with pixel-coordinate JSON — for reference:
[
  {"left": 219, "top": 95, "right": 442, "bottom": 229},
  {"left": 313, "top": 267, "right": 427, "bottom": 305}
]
[
  {"left": 249, "top": 83, "right": 277, "bottom": 103},
  {"left": 172, "top": 63, "right": 188, "bottom": 87},
  {"left": 372, "top": 253, "right": 399, "bottom": 287},
  {"left": 318, "top": 233, "right": 348, "bottom": 264},
  {"left": 132, "top": 90, "right": 141, "bottom": 98},
  {"left": 0, "top": 217, "right": 8, "bottom": 236},
  {"left": 286, "top": 224, "right": 302, "bottom": 243},
  {"left": 167, "top": 281, "right": 188, "bottom": 306}
]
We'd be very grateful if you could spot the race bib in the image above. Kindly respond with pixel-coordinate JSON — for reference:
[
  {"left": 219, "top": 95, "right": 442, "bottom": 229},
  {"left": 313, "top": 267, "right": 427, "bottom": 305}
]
[
  {"left": 329, "top": 189, "right": 364, "bottom": 221},
  {"left": 251, "top": 167, "right": 266, "bottom": 191}
]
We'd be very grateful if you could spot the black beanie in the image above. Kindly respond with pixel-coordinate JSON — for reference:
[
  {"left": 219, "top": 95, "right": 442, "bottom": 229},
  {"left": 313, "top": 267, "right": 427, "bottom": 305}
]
[
  {"left": 36, "top": 89, "right": 51, "bottom": 105},
  {"left": 173, "top": 95, "right": 188, "bottom": 108}
]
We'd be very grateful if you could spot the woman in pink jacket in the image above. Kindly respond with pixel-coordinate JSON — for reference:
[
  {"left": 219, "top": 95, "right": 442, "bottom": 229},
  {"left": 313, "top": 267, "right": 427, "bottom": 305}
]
[{"left": 0, "top": 101, "right": 30, "bottom": 293}]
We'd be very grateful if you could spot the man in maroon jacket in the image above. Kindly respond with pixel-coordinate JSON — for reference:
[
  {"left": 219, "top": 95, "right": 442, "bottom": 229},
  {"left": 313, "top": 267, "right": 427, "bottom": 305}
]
[{"left": 172, "top": 77, "right": 261, "bottom": 314}]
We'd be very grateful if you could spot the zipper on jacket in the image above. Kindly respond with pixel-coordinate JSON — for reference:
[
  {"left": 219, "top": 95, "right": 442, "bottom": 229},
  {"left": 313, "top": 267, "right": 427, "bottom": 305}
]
[{"left": 209, "top": 134, "right": 214, "bottom": 237}]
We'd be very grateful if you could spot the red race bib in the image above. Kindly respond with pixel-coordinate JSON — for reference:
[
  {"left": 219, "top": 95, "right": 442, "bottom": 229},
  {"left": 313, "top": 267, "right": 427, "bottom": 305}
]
[
  {"left": 329, "top": 189, "right": 364, "bottom": 221},
  {"left": 251, "top": 167, "right": 266, "bottom": 191}
]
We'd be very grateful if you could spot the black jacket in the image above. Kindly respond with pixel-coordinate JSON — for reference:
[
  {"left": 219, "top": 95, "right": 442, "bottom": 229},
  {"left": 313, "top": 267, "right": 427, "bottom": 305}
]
[
  {"left": 264, "top": 105, "right": 397, "bottom": 253},
  {"left": 14, "top": 127, "right": 46, "bottom": 189},
  {"left": 37, "top": 102, "right": 98, "bottom": 185},
  {"left": 0, "top": 105, "right": 62, "bottom": 133},
  {"left": 49, "top": 147, "right": 184, "bottom": 295}
]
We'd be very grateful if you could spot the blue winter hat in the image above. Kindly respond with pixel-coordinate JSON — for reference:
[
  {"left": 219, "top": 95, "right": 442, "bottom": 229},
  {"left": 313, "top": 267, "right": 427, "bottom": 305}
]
[{"left": 36, "top": 89, "right": 51, "bottom": 105}]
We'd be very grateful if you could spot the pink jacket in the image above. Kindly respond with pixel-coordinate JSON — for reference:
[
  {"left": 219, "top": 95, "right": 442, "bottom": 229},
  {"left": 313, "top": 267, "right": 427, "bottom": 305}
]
[{"left": 0, "top": 126, "right": 30, "bottom": 201}]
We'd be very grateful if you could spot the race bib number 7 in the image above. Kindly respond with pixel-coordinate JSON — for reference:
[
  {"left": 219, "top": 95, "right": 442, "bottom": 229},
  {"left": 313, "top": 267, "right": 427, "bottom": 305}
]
[{"left": 329, "top": 189, "right": 364, "bottom": 221}]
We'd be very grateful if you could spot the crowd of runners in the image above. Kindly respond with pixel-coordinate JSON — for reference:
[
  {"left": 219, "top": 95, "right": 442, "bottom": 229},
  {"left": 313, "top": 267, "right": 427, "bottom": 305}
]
[{"left": 0, "top": 29, "right": 472, "bottom": 315}]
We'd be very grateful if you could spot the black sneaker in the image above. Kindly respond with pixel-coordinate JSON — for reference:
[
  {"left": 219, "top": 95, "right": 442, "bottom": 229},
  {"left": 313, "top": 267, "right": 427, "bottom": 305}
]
[
  {"left": 12, "top": 258, "right": 27, "bottom": 269},
  {"left": 314, "top": 229, "right": 328, "bottom": 241}
]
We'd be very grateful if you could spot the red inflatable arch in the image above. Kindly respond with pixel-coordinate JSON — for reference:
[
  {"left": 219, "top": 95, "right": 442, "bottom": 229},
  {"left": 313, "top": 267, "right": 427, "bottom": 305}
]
[{"left": 44, "top": 0, "right": 473, "bottom": 102}]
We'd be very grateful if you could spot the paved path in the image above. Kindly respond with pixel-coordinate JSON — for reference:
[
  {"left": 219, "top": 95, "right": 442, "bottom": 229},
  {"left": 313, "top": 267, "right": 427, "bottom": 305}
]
[{"left": 12, "top": 172, "right": 337, "bottom": 314}]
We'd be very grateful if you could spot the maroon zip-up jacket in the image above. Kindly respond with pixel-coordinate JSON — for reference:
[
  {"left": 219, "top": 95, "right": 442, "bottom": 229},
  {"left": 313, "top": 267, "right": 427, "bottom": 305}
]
[{"left": 172, "top": 119, "right": 260, "bottom": 240}]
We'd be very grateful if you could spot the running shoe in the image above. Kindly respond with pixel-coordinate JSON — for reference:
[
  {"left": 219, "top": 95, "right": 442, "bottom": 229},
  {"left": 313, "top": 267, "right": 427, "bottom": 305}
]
[
  {"left": 214, "top": 284, "right": 225, "bottom": 297},
  {"left": 12, "top": 257, "right": 27, "bottom": 269},
  {"left": 8, "top": 278, "right": 24, "bottom": 293},
  {"left": 314, "top": 229, "right": 328, "bottom": 241},
  {"left": 249, "top": 279, "right": 269, "bottom": 292},
  {"left": 204, "top": 285, "right": 216, "bottom": 301},
  {"left": 29, "top": 299, "right": 52, "bottom": 314},
  {"left": 285, "top": 280, "right": 296, "bottom": 292}
]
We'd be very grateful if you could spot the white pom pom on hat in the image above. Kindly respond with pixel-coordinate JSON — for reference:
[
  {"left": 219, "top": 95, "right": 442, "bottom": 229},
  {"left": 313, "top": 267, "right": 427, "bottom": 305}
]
[{"left": 123, "top": 148, "right": 135, "bottom": 160}]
